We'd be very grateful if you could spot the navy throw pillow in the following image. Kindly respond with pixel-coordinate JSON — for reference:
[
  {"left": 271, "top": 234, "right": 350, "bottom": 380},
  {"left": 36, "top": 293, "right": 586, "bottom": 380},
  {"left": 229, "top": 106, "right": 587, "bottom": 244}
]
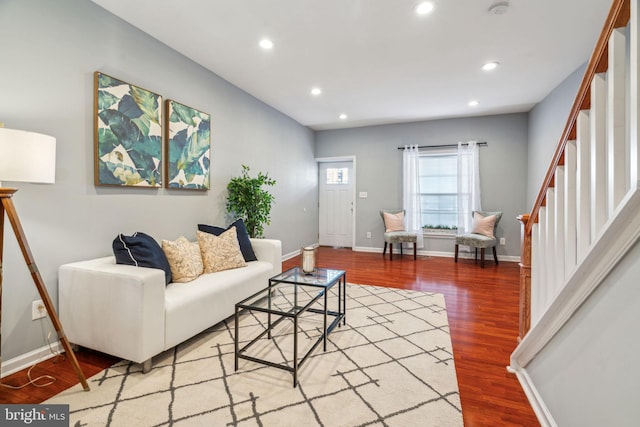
[
  {"left": 198, "top": 219, "right": 258, "bottom": 262},
  {"left": 112, "top": 232, "right": 172, "bottom": 285}
]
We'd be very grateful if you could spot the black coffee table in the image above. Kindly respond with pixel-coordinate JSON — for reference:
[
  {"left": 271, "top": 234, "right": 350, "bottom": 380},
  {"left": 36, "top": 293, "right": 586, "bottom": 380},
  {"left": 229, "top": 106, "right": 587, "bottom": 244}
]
[{"left": 234, "top": 267, "right": 346, "bottom": 387}]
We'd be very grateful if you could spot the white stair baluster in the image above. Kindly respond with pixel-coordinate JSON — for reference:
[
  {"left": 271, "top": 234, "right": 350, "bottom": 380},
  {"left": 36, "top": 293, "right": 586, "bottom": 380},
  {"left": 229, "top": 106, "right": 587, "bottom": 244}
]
[
  {"left": 576, "top": 110, "right": 592, "bottom": 261},
  {"left": 530, "top": 222, "right": 541, "bottom": 326},
  {"left": 607, "top": 28, "right": 628, "bottom": 214},
  {"left": 545, "top": 188, "right": 556, "bottom": 299},
  {"left": 590, "top": 73, "right": 607, "bottom": 240},
  {"left": 554, "top": 165, "right": 566, "bottom": 295},
  {"left": 631, "top": 0, "right": 640, "bottom": 188},
  {"left": 564, "top": 140, "right": 578, "bottom": 277}
]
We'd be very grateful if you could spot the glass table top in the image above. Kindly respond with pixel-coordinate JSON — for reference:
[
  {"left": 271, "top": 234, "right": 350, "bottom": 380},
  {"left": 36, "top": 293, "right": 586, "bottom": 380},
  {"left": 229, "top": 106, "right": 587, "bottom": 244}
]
[
  {"left": 236, "top": 267, "right": 345, "bottom": 316},
  {"left": 269, "top": 267, "right": 345, "bottom": 287}
]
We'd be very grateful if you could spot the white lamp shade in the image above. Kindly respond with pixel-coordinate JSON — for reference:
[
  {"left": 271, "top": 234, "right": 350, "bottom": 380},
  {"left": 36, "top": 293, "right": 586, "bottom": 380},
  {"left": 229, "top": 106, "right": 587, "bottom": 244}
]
[{"left": 0, "top": 128, "right": 56, "bottom": 184}]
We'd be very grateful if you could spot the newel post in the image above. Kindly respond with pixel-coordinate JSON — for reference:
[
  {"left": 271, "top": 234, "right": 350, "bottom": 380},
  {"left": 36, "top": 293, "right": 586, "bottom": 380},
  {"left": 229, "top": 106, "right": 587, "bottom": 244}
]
[{"left": 516, "top": 214, "right": 531, "bottom": 341}]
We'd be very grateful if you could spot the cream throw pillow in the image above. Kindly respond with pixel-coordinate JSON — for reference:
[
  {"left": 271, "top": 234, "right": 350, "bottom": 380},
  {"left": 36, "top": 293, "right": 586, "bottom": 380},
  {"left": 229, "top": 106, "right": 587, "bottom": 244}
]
[
  {"left": 197, "top": 228, "right": 246, "bottom": 273},
  {"left": 383, "top": 211, "right": 405, "bottom": 232},
  {"left": 471, "top": 212, "right": 497, "bottom": 238},
  {"left": 162, "top": 236, "right": 203, "bottom": 283}
]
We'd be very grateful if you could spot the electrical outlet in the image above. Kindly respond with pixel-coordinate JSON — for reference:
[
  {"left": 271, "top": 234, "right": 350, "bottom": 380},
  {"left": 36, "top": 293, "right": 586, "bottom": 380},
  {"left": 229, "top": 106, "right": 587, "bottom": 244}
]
[
  {"left": 32, "top": 300, "right": 47, "bottom": 320},
  {"left": 500, "top": 237, "right": 506, "bottom": 245},
  {"left": 366, "top": 231, "right": 372, "bottom": 239}
]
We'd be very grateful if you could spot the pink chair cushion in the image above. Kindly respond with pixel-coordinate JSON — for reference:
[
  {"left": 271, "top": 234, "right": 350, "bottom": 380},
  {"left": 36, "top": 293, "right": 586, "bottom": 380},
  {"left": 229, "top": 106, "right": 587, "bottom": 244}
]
[
  {"left": 383, "top": 211, "right": 405, "bottom": 232},
  {"left": 471, "top": 212, "right": 497, "bottom": 238}
]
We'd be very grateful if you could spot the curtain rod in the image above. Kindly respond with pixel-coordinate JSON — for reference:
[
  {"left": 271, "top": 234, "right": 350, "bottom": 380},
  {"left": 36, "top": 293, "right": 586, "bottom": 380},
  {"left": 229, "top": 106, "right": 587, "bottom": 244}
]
[{"left": 397, "top": 141, "right": 488, "bottom": 150}]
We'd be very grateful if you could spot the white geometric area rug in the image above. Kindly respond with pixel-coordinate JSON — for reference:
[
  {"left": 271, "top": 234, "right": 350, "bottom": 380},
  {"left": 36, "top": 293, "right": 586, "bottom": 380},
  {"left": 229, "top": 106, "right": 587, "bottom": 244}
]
[{"left": 47, "top": 284, "right": 463, "bottom": 426}]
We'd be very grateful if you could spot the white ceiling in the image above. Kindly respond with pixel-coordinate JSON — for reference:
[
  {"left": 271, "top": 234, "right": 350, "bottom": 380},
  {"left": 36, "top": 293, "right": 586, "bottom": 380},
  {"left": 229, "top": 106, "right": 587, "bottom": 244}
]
[{"left": 91, "top": 0, "right": 612, "bottom": 131}]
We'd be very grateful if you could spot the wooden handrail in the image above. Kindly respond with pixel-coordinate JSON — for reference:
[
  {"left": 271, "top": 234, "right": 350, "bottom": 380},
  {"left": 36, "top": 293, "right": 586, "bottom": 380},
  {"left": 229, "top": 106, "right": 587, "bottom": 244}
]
[{"left": 526, "top": 0, "right": 630, "bottom": 234}]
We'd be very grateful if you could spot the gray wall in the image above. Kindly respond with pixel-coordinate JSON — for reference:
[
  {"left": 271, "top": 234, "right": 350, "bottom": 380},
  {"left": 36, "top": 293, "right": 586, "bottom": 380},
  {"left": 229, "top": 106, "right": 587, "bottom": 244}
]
[
  {"left": 527, "top": 239, "right": 640, "bottom": 425},
  {"left": 315, "top": 113, "right": 529, "bottom": 258},
  {"left": 0, "top": 0, "right": 317, "bottom": 362},
  {"left": 527, "top": 64, "right": 586, "bottom": 209}
]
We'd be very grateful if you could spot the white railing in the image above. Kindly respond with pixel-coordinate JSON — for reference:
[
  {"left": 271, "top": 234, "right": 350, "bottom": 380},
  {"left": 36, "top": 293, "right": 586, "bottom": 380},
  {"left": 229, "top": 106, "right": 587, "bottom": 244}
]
[
  {"left": 528, "top": 1, "right": 633, "bottom": 331},
  {"left": 510, "top": 0, "right": 640, "bottom": 424}
]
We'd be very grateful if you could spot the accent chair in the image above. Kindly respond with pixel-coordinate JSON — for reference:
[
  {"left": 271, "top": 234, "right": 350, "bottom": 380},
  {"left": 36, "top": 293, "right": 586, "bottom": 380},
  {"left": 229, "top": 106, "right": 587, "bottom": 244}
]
[
  {"left": 380, "top": 209, "right": 418, "bottom": 261},
  {"left": 454, "top": 211, "right": 502, "bottom": 268}
]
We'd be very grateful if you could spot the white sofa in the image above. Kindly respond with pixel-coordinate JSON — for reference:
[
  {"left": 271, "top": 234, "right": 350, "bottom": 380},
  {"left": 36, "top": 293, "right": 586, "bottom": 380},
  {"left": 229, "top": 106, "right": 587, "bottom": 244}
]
[{"left": 58, "top": 238, "right": 282, "bottom": 372}]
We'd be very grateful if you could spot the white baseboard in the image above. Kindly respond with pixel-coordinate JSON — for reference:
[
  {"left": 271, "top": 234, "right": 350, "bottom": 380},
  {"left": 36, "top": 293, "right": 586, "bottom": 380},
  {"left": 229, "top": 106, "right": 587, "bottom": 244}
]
[
  {"left": 353, "top": 246, "right": 520, "bottom": 263},
  {"left": 282, "top": 243, "right": 320, "bottom": 262},
  {"left": 1, "top": 341, "right": 64, "bottom": 378},
  {"left": 508, "top": 364, "right": 555, "bottom": 426},
  {"left": 286, "top": 244, "right": 522, "bottom": 263},
  {"left": 353, "top": 246, "right": 380, "bottom": 254},
  {"left": 282, "top": 249, "right": 299, "bottom": 261}
]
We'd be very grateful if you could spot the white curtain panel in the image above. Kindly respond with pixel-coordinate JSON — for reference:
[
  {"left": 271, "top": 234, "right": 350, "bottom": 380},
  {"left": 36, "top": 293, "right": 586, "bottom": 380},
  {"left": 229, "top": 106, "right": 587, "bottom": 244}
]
[
  {"left": 456, "top": 141, "right": 482, "bottom": 233},
  {"left": 402, "top": 145, "right": 424, "bottom": 249}
]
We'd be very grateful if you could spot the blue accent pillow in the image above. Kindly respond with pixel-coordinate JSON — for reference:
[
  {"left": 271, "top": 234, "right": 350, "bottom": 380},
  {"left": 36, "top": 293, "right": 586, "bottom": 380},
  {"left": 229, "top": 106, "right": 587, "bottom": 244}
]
[
  {"left": 112, "top": 232, "right": 172, "bottom": 285},
  {"left": 198, "top": 219, "right": 258, "bottom": 262}
]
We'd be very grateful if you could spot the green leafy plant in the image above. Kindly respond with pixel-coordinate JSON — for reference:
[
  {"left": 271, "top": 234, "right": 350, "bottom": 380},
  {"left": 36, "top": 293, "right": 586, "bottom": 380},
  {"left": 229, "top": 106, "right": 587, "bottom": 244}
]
[
  {"left": 226, "top": 165, "right": 276, "bottom": 238},
  {"left": 422, "top": 224, "right": 458, "bottom": 230}
]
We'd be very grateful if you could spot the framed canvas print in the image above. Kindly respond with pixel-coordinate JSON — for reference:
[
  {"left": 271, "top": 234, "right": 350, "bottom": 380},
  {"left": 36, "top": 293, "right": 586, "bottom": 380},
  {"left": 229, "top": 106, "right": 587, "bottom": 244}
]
[
  {"left": 165, "top": 99, "right": 211, "bottom": 190},
  {"left": 94, "top": 72, "right": 163, "bottom": 187}
]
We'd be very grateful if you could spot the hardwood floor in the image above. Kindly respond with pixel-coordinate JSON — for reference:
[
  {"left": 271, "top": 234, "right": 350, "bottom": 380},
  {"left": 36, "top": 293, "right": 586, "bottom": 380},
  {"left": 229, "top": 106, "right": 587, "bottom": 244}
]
[
  {"left": 0, "top": 247, "right": 539, "bottom": 426},
  {"left": 0, "top": 348, "right": 118, "bottom": 404},
  {"left": 309, "top": 247, "right": 539, "bottom": 427}
]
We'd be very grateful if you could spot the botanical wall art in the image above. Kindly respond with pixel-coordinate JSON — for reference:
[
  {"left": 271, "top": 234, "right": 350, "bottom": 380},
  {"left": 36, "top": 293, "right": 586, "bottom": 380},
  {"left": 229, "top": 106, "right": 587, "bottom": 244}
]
[
  {"left": 94, "top": 72, "right": 163, "bottom": 187},
  {"left": 165, "top": 100, "right": 211, "bottom": 190}
]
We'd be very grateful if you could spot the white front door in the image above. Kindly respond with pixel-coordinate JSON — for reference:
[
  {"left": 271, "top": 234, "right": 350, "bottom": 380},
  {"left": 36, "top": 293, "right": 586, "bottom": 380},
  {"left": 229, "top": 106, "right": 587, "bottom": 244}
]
[{"left": 318, "top": 161, "right": 354, "bottom": 247}]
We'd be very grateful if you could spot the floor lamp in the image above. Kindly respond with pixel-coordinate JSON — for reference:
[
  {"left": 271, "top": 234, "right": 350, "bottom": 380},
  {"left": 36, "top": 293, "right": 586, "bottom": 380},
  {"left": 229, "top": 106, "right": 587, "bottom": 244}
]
[{"left": 0, "top": 127, "right": 89, "bottom": 391}]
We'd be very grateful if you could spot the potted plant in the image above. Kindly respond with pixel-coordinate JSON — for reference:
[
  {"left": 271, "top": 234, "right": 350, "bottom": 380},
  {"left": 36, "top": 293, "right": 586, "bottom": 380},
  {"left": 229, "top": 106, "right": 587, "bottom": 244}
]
[
  {"left": 422, "top": 224, "right": 458, "bottom": 235},
  {"left": 226, "top": 165, "right": 276, "bottom": 238}
]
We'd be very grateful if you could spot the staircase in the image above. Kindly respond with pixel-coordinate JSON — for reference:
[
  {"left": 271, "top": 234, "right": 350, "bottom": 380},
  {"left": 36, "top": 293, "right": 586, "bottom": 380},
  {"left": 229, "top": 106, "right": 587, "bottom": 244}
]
[{"left": 509, "top": 0, "right": 640, "bottom": 425}]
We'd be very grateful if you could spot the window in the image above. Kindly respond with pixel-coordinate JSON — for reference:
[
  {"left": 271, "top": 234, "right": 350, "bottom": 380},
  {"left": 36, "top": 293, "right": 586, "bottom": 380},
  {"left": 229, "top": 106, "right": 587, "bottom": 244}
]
[
  {"left": 418, "top": 151, "right": 458, "bottom": 230},
  {"left": 326, "top": 167, "right": 349, "bottom": 184},
  {"left": 404, "top": 142, "right": 480, "bottom": 235}
]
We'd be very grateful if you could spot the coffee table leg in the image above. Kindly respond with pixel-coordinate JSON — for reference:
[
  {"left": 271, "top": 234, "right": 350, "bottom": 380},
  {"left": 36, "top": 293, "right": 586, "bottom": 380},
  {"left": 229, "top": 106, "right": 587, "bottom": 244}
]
[
  {"left": 323, "top": 290, "right": 328, "bottom": 351},
  {"left": 338, "top": 275, "right": 342, "bottom": 327},
  {"left": 268, "top": 287, "right": 272, "bottom": 339},
  {"left": 342, "top": 275, "right": 347, "bottom": 326},
  {"left": 293, "top": 316, "right": 298, "bottom": 387},
  {"left": 234, "top": 305, "right": 239, "bottom": 371}
]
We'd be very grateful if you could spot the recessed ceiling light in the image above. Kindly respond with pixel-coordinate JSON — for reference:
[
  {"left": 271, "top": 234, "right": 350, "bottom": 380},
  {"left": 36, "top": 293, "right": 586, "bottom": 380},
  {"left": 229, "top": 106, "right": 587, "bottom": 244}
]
[
  {"left": 339, "top": 113, "right": 348, "bottom": 120},
  {"left": 310, "top": 87, "right": 322, "bottom": 96},
  {"left": 415, "top": 2, "right": 435, "bottom": 15},
  {"left": 468, "top": 100, "right": 479, "bottom": 107},
  {"left": 259, "top": 39, "right": 274, "bottom": 50},
  {"left": 482, "top": 61, "right": 499, "bottom": 71}
]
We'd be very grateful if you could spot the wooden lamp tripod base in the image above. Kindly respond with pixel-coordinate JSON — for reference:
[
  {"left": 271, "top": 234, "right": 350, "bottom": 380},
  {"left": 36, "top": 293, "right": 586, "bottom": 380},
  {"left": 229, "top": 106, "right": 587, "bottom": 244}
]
[{"left": 0, "top": 188, "right": 89, "bottom": 391}]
